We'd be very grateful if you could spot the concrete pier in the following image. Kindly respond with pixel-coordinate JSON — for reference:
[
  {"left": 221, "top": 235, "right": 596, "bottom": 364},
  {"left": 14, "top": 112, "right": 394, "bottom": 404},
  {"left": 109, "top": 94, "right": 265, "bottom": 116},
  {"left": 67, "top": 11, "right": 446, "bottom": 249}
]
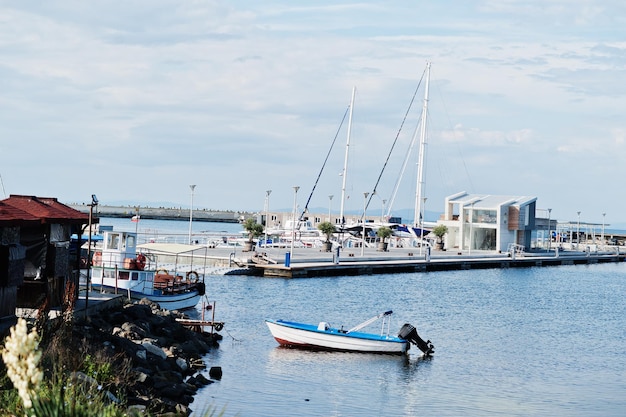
[{"left": 233, "top": 246, "right": 626, "bottom": 278}]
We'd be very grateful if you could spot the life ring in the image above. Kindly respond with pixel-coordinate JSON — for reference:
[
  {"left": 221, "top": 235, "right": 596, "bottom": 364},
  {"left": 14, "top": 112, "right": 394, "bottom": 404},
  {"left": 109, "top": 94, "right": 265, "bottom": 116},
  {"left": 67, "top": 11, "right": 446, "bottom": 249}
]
[
  {"left": 186, "top": 270, "right": 199, "bottom": 283},
  {"left": 93, "top": 251, "right": 102, "bottom": 266},
  {"left": 155, "top": 268, "right": 169, "bottom": 276}
]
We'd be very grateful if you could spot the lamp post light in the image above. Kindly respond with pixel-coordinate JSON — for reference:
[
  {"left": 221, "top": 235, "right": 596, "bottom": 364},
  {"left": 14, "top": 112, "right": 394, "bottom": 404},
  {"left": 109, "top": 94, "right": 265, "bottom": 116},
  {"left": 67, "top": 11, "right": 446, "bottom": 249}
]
[
  {"left": 577, "top": 211, "right": 581, "bottom": 250},
  {"left": 602, "top": 212, "right": 606, "bottom": 247},
  {"left": 85, "top": 194, "right": 98, "bottom": 316},
  {"left": 290, "top": 186, "right": 300, "bottom": 258},
  {"left": 547, "top": 208, "right": 552, "bottom": 252},
  {"left": 361, "top": 192, "right": 369, "bottom": 256},
  {"left": 381, "top": 199, "right": 387, "bottom": 223},
  {"left": 188, "top": 185, "right": 196, "bottom": 244},
  {"left": 328, "top": 195, "right": 334, "bottom": 223},
  {"left": 264, "top": 190, "right": 272, "bottom": 249}
]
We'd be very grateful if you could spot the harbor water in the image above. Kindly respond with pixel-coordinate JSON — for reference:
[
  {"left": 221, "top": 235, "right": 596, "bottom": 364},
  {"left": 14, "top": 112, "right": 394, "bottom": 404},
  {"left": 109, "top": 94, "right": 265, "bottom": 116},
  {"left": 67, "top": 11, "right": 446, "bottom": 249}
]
[{"left": 102, "top": 218, "right": 626, "bottom": 416}]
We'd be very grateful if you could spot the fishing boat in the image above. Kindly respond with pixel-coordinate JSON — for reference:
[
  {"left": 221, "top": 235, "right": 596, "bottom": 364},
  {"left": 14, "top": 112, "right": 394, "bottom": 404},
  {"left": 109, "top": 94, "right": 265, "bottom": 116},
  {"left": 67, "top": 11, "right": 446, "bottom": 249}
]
[
  {"left": 266, "top": 311, "right": 434, "bottom": 355},
  {"left": 88, "top": 230, "right": 205, "bottom": 310}
]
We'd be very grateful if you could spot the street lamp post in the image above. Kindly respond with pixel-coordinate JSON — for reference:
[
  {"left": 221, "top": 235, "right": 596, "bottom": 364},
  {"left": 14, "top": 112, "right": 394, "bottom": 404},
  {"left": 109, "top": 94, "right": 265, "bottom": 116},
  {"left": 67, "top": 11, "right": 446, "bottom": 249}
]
[
  {"left": 577, "top": 211, "right": 581, "bottom": 250},
  {"left": 290, "top": 186, "right": 300, "bottom": 259},
  {"left": 85, "top": 194, "right": 98, "bottom": 316},
  {"left": 264, "top": 190, "right": 272, "bottom": 248},
  {"left": 547, "top": 208, "right": 552, "bottom": 252},
  {"left": 602, "top": 212, "right": 606, "bottom": 247},
  {"left": 328, "top": 195, "right": 334, "bottom": 223},
  {"left": 188, "top": 185, "right": 196, "bottom": 244},
  {"left": 381, "top": 199, "right": 387, "bottom": 223},
  {"left": 361, "top": 192, "right": 369, "bottom": 256}
]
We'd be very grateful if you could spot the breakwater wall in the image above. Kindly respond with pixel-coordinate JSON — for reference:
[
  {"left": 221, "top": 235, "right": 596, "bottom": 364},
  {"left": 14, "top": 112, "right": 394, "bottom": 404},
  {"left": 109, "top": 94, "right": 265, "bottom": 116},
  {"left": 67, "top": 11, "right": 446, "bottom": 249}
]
[{"left": 69, "top": 204, "right": 253, "bottom": 223}]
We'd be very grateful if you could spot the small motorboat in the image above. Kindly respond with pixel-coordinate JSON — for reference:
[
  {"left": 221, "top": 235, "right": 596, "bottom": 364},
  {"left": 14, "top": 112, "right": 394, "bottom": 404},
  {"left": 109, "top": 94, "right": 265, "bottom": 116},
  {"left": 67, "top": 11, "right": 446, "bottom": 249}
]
[{"left": 266, "top": 311, "right": 434, "bottom": 355}]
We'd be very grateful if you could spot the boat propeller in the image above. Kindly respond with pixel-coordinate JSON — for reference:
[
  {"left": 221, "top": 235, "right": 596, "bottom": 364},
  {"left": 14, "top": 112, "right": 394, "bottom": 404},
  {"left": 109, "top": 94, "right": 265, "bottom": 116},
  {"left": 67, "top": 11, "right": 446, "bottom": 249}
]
[{"left": 398, "top": 323, "right": 434, "bottom": 356}]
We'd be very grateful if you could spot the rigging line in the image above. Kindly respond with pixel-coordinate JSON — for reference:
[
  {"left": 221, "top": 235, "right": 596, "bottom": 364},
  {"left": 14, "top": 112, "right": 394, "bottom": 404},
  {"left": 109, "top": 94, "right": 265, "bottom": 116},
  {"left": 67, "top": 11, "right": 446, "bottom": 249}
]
[
  {"left": 0, "top": 174, "right": 5, "bottom": 198},
  {"left": 434, "top": 72, "right": 475, "bottom": 193},
  {"left": 361, "top": 66, "right": 427, "bottom": 219},
  {"left": 299, "top": 104, "right": 351, "bottom": 220},
  {"left": 386, "top": 113, "right": 423, "bottom": 218}
]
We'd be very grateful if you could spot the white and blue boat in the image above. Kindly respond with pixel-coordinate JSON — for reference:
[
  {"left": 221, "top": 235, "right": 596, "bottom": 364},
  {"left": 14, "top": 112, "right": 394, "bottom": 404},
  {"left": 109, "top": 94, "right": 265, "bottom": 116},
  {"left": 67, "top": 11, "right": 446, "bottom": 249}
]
[{"left": 266, "top": 311, "right": 434, "bottom": 355}]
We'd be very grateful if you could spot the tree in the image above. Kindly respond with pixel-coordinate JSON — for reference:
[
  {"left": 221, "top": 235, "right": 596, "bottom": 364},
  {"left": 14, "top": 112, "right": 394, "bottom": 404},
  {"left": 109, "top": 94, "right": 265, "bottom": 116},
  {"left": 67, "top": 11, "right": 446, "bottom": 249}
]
[
  {"left": 242, "top": 218, "right": 264, "bottom": 243},
  {"left": 317, "top": 221, "right": 336, "bottom": 243},
  {"left": 431, "top": 224, "right": 448, "bottom": 248},
  {"left": 376, "top": 226, "right": 393, "bottom": 243}
]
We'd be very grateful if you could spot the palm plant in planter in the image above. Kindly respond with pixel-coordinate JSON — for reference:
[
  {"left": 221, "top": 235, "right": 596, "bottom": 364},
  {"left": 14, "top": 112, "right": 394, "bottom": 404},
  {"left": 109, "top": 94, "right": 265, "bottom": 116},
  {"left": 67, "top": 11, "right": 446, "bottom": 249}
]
[
  {"left": 376, "top": 226, "right": 393, "bottom": 252},
  {"left": 431, "top": 224, "right": 448, "bottom": 250},
  {"left": 317, "top": 221, "right": 336, "bottom": 252},
  {"left": 242, "top": 218, "right": 264, "bottom": 252}
]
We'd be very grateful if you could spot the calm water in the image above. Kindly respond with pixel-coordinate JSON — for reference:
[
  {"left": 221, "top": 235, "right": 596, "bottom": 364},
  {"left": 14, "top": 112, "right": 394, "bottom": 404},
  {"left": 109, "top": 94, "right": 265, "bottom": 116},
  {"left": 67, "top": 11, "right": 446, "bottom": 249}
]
[{"left": 103, "top": 219, "right": 626, "bottom": 416}]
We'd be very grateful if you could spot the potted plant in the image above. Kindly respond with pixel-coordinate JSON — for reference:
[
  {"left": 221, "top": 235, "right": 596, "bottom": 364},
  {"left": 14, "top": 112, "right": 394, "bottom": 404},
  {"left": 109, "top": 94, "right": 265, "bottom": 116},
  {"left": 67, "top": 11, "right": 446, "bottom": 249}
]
[
  {"left": 431, "top": 224, "right": 448, "bottom": 250},
  {"left": 317, "top": 221, "right": 336, "bottom": 252},
  {"left": 376, "top": 226, "right": 392, "bottom": 252},
  {"left": 242, "top": 218, "right": 264, "bottom": 252}
]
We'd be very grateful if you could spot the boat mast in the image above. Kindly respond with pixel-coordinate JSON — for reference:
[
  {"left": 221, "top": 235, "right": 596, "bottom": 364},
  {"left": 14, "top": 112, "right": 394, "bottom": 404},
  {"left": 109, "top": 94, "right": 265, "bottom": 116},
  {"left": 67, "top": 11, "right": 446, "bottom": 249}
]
[
  {"left": 340, "top": 86, "right": 356, "bottom": 228},
  {"left": 414, "top": 62, "right": 430, "bottom": 228}
]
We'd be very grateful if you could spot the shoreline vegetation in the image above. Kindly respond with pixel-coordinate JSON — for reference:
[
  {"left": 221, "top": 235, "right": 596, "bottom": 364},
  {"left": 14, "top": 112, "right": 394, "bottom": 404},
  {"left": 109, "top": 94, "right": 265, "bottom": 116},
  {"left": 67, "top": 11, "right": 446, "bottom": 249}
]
[{"left": 1, "top": 283, "right": 226, "bottom": 416}]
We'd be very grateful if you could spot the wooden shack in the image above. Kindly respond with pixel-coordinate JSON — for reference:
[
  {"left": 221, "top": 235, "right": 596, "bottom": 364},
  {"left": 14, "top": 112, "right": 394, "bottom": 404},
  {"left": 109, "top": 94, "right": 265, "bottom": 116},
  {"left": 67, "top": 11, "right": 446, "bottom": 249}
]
[{"left": 0, "top": 195, "right": 90, "bottom": 335}]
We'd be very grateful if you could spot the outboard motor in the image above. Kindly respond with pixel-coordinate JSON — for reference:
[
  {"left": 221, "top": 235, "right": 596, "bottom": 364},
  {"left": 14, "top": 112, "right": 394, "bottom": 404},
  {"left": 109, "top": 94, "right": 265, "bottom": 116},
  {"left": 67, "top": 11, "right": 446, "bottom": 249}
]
[{"left": 398, "top": 323, "right": 434, "bottom": 356}]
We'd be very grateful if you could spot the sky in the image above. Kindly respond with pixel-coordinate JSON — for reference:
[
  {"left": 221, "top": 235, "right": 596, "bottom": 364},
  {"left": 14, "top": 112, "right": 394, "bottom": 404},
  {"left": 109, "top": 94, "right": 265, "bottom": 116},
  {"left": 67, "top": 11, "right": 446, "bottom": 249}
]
[{"left": 1, "top": 1, "right": 625, "bottom": 227}]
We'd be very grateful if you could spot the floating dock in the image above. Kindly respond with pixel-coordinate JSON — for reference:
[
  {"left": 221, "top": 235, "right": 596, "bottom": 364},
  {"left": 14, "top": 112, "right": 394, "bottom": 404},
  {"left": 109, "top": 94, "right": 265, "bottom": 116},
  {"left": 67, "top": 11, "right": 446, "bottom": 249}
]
[{"left": 248, "top": 249, "right": 625, "bottom": 278}]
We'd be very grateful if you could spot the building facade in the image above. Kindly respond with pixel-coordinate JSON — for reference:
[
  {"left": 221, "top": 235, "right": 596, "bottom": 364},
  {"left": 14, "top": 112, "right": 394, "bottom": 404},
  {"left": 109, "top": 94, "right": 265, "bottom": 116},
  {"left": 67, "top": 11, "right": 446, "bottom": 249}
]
[{"left": 437, "top": 192, "right": 537, "bottom": 253}]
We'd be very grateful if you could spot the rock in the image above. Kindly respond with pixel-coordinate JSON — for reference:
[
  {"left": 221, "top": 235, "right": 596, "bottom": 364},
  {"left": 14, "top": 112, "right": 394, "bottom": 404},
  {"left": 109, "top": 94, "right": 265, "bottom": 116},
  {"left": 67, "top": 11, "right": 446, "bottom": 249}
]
[
  {"left": 141, "top": 341, "right": 167, "bottom": 359},
  {"left": 176, "top": 357, "right": 188, "bottom": 372},
  {"left": 126, "top": 404, "right": 146, "bottom": 416},
  {"left": 71, "top": 299, "right": 221, "bottom": 416},
  {"left": 209, "top": 366, "right": 223, "bottom": 380},
  {"left": 193, "top": 373, "right": 212, "bottom": 386}
]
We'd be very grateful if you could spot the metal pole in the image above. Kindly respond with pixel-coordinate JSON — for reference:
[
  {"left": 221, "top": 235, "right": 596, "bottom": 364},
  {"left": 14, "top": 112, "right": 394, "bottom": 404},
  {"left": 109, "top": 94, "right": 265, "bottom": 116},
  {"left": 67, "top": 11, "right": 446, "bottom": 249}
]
[
  {"left": 602, "top": 212, "right": 606, "bottom": 246},
  {"left": 290, "top": 186, "right": 300, "bottom": 258},
  {"left": 547, "top": 208, "right": 552, "bottom": 252},
  {"left": 188, "top": 185, "right": 196, "bottom": 244},
  {"left": 85, "top": 194, "right": 98, "bottom": 317},
  {"left": 420, "top": 197, "right": 427, "bottom": 255},
  {"left": 577, "top": 211, "right": 581, "bottom": 250},
  {"left": 361, "top": 192, "right": 369, "bottom": 256},
  {"left": 264, "top": 190, "right": 272, "bottom": 249},
  {"left": 381, "top": 199, "right": 386, "bottom": 223},
  {"left": 328, "top": 195, "right": 333, "bottom": 223}
]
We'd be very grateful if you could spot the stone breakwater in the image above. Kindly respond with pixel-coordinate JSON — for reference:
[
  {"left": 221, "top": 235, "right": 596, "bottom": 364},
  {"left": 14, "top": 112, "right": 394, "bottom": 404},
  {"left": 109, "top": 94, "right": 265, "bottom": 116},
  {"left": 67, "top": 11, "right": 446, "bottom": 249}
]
[{"left": 78, "top": 298, "right": 222, "bottom": 416}]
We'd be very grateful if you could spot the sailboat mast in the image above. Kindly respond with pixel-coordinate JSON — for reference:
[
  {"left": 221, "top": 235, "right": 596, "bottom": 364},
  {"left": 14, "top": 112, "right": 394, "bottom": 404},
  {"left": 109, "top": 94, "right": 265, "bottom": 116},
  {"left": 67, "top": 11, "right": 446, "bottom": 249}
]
[
  {"left": 414, "top": 62, "right": 430, "bottom": 228},
  {"left": 340, "top": 86, "right": 356, "bottom": 227}
]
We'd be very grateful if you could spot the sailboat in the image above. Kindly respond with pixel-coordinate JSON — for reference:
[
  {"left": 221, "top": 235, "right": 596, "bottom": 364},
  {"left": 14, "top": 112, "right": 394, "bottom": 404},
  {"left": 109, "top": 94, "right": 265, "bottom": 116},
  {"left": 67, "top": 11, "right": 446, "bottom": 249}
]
[{"left": 349, "top": 63, "right": 435, "bottom": 246}]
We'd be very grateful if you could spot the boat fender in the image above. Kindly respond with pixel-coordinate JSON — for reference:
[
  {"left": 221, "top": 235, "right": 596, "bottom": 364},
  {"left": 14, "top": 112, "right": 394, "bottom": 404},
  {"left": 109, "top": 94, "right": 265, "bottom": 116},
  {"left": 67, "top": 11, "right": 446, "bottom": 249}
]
[
  {"left": 317, "top": 322, "right": 330, "bottom": 331},
  {"left": 186, "top": 270, "right": 199, "bottom": 282},
  {"left": 93, "top": 251, "right": 102, "bottom": 266}
]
